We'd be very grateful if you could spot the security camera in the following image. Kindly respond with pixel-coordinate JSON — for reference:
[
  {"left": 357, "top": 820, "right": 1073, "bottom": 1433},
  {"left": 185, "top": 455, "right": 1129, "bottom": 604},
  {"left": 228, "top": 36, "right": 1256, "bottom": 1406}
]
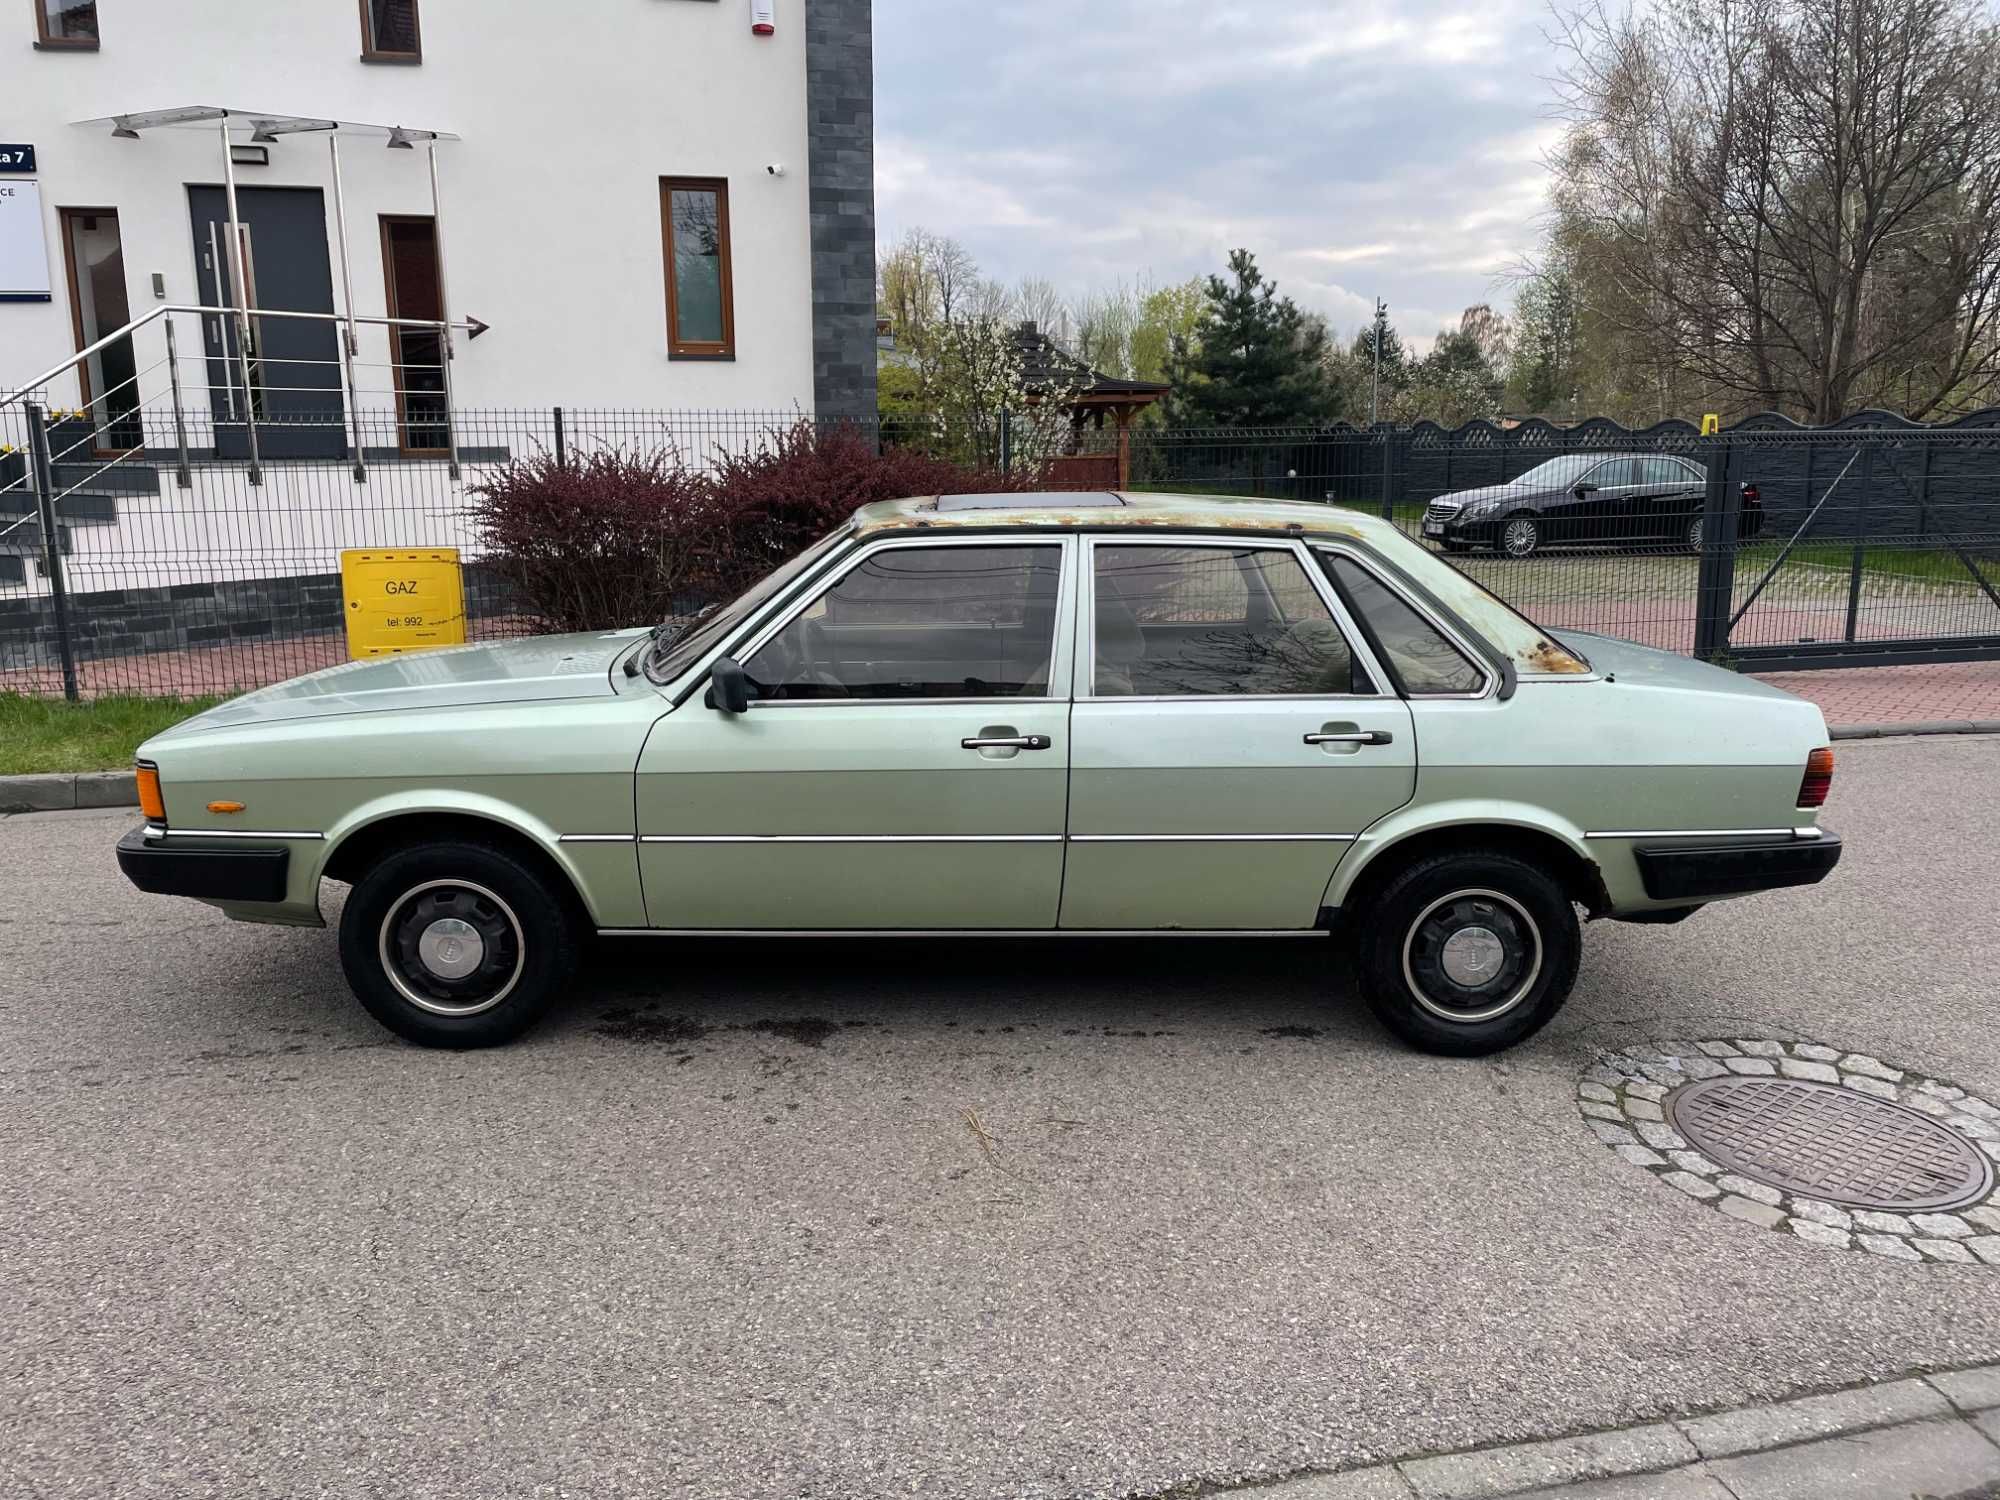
[{"left": 766, "top": 163, "right": 785, "bottom": 177}]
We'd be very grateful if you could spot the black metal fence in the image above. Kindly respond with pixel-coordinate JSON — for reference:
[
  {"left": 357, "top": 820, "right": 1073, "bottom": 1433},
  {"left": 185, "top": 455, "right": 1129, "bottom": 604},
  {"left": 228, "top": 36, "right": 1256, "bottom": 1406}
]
[{"left": 2, "top": 404, "right": 1997, "bottom": 699}]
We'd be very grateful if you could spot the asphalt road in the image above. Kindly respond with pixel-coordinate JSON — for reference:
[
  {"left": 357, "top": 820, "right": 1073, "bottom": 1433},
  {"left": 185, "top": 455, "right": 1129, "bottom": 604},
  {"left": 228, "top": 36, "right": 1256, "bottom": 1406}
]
[{"left": 3, "top": 735, "right": 1997, "bottom": 1500}]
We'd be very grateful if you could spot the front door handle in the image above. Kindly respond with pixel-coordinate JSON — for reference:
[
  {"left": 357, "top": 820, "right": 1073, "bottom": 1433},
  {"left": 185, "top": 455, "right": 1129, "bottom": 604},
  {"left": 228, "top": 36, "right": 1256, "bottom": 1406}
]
[
  {"left": 962, "top": 734, "right": 1052, "bottom": 751},
  {"left": 1303, "top": 730, "right": 1393, "bottom": 746}
]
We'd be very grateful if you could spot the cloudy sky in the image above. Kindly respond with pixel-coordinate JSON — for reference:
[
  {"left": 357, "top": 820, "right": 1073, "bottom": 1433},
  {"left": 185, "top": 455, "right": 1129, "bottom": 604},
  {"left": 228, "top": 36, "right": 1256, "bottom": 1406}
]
[{"left": 872, "top": 0, "right": 1564, "bottom": 347}]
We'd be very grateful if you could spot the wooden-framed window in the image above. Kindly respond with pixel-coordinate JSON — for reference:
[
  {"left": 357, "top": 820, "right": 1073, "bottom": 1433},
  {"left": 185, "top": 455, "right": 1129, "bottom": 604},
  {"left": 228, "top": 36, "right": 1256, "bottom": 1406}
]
[
  {"left": 34, "top": 0, "right": 100, "bottom": 49},
  {"left": 359, "top": 0, "right": 421, "bottom": 62},
  {"left": 660, "top": 177, "right": 735, "bottom": 360}
]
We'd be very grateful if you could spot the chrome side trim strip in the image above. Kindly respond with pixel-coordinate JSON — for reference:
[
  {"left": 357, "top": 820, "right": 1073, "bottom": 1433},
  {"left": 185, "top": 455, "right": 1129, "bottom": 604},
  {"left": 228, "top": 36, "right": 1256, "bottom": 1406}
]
[
  {"left": 1069, "top": 832, "right": 1357, "bottom": 843},
  {"left": 558, "top": 834, "right": 637, "bottom": 844},
  {"left": 597, "top": 927, "right": 1328, "bottom": 939},
  {"left": 144, "top": 827, "right": 325, "bottom": 841},
  {"left": 638, "top": 833, "right": 1063, "bottom": 844},
  {"left": 1583, "top": 827, "right": 1796, "bottom": 840}
]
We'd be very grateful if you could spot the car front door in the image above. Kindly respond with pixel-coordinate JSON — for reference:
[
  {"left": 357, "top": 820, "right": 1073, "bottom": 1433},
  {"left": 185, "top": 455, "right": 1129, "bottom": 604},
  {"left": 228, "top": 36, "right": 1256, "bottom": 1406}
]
[
  {"left": 1059, "top": 538, "right": 1415, "bottom": 931},
  {"left": 635, "top": 537, "right": 1076, "bottom": 929},
  {"left": 1551, "top": 457, "right": 1634, "bottom": 545}
]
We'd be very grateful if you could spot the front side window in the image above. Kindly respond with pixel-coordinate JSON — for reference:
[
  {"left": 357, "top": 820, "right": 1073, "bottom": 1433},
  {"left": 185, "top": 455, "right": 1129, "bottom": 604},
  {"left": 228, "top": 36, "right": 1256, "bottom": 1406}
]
[
  {"left": 661, "top": 177, "right": 734, "bottom": 358},
  {"left": 743, "top": 545, "right": 1062, "bottom": 701},
  {"left": 1092, "top": 544, "right": 1369, "bottom": 698},
  {"left": 36, "top": 0, "right": 98, "bottom": 46},
  {"left": 1583, "top": 458, "right": 1637, "bottom": 490},
  {"left": 361, "top": 0, "right": 421, "bottom": 59},
  {"left": 1322, "top": 554, "right": 1485, "bottom": 695}
]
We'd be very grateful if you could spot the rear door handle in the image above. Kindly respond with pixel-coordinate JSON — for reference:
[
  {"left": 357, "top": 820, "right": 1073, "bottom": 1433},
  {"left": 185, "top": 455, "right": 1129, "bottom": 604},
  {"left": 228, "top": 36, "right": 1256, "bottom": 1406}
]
[
  {"left": 1303, "top": 730, "right": 1393, "bottom": 746},
  {"left": 963, "top": 735, "right": 1052, "bottom": 751}
]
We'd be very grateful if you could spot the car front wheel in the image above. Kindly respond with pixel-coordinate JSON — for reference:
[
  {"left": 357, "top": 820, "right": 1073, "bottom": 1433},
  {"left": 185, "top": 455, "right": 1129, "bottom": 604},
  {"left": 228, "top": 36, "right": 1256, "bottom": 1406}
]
[
  {"left": 1351, "top": 848, "right": 1580, "bottom": 1056},
  {"left": 338, "top": 838, "right": 581, "bottom": 1048}
]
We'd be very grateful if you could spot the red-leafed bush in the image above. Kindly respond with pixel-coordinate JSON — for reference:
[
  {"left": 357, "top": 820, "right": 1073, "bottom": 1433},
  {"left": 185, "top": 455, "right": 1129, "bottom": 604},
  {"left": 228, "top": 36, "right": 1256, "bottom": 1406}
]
[
  {"left": 467, "top": 448, "right": 719, "bottom": 633},
  {"left": 470, "top": 423, "right": 1045, "bottom": 631},
  {"left": 705, "top": 421, "right": 1045, "bottom": 595}
]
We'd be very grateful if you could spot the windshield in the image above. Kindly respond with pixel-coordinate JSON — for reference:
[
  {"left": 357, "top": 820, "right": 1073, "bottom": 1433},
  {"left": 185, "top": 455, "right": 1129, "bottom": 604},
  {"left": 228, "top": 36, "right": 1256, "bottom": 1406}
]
[
  {"left": 1511, "top": 453, "right": 1606, "bottom": 489},
  {"left": 644, "top": 526, "right": 851, "bottom": 685},
  {"left": 1370, "top": 527, "right": 1591, "bottom": 676}
]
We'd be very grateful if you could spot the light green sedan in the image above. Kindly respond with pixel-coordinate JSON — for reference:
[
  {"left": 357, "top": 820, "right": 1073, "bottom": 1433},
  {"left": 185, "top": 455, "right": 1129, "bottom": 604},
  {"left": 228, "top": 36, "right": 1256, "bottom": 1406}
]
[{"left": 117, "top": 493, "right": 1841, "bottom": 1055}]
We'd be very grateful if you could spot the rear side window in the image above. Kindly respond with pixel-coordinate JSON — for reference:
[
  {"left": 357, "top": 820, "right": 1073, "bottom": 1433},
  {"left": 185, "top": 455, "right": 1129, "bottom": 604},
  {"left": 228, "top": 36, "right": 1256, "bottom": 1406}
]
[
  {"left": 1321, "top": 555, "right": 1485, "bottom": 695},
  {"left": 1639, "top": 456, "right": 1701, "bottom": 487},
  {"left": 1092, "top": 544, "right": 1370, "bottom": 697}
]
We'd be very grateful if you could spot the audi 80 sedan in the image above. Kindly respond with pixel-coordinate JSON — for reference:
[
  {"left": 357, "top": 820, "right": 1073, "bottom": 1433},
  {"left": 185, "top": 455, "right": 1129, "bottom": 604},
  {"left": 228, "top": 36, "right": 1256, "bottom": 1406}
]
[{"left": 117, "top": 492, "right": 1841, "bottom": 1056}]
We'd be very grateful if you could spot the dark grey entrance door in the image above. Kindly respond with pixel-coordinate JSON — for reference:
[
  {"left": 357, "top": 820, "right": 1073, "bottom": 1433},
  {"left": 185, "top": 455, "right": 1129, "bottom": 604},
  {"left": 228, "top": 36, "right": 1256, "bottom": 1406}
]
[{"left": 188, "top": 185, "right": 345, "bottom": 460}]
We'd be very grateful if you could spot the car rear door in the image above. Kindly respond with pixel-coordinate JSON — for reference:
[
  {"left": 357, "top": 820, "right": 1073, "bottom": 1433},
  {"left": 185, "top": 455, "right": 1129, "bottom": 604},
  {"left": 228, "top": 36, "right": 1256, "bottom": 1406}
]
[
  {"left": 1632, "top": 456, "right": 1705, "bottom": 542},
  {"left": 1058, "top": 537, "right": 1414, "bottom": 931},
  {"left": 634, "top": 536, "right": 1076, "bottom": 929}
]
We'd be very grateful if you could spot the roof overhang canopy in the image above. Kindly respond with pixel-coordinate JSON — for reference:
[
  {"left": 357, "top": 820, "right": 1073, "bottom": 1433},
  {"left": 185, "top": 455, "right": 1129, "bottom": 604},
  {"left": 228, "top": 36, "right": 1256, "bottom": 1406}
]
[{"left": 74, "top": 105, "right": 457, "bottom": 146}]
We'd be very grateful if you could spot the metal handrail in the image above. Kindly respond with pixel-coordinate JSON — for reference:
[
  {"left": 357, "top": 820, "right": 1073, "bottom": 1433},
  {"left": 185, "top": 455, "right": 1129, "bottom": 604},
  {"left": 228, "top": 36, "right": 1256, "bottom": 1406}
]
[{"left": 0, "top": 303, "right": 483, "bottom": 412}]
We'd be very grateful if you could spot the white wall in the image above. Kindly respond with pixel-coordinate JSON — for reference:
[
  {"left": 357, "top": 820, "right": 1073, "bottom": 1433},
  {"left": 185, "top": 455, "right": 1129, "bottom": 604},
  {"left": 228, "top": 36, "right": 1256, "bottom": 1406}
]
[{"left": 0, "top": 0, "right": 818, "bottom": 414}]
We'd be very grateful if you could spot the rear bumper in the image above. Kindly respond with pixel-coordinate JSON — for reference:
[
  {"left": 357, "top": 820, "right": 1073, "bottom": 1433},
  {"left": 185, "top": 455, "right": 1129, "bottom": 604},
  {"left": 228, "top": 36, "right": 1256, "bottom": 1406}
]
[
  {"left": 1634, "top": 830, "right": 1841, "bottom": 902},
  {"left": 116, "top": 825, "right": 291, "bottom": 904}
]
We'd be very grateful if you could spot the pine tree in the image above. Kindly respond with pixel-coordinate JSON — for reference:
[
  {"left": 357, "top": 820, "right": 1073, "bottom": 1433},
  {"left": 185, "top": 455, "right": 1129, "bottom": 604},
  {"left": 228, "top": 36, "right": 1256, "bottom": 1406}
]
[{"left": 1177, "top": 251, "right": 1336, "bottom": 427}]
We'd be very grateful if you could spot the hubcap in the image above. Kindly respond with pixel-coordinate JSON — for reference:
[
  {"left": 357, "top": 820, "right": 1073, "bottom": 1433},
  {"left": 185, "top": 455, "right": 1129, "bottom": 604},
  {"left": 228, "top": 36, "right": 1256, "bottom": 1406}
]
[
  {"left": 1503, "top": 519, "right": 1537, "bottom": 556},
  {"left": 1402, "top": 888, "right": 1544, "bottom": 1024},
  {"left": 417, "top": 917, "right": 484, "bottom": 980},
  {"left": 1439, "top": 925, "right": 1507, "bottom": 986},
  {"left": 378, "top": 880, "right": 525, "bottom": 1017}
]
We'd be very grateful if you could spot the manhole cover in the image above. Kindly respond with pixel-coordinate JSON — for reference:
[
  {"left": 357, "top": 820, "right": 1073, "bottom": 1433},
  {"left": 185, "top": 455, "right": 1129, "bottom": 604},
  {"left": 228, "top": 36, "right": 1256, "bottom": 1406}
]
[{"left": 1666, "top": 1076, "right": 1995, "bottom": 1213}]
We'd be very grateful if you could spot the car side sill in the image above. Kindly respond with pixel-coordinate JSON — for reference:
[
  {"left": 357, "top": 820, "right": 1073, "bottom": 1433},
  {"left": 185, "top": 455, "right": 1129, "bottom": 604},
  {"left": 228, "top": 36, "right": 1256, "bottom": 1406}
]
[{"left": 597, "top": 928, "right": 1331, "bottom": 939}]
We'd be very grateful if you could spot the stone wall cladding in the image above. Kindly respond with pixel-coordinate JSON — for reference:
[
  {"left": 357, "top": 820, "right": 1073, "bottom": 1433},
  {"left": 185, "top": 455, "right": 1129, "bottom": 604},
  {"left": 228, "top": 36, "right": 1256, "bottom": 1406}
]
[
  {"left": 805, "top": 0, "right": 878, "bottom": 424},
  {"left": 0, "top": 566, "right": 521, "bottom": 674}
]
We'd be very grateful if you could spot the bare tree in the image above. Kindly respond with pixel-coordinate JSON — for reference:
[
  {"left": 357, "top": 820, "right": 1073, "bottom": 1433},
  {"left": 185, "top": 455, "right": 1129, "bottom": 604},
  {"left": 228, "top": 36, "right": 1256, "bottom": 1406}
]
[{"left": 1548, "top": 0, "right": 2000, "bottom": 420}]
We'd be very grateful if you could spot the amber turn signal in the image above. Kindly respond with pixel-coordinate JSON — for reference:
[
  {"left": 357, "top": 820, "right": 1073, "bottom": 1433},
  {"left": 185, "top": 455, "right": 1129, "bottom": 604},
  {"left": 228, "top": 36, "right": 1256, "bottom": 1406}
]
[
  {"left": 1797, "top": 747, "right": 1834, "bottom": 809},
  {"left": 135, "top": 762, "right": 166, "bottom": 822},
  {"left": 207, "top": 800, "right": 246, "bottom": 815}
]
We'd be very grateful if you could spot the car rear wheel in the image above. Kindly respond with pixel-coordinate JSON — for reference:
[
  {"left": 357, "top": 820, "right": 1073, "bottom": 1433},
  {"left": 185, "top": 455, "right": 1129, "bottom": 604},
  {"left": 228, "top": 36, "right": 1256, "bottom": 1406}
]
[
  {"left": 1499, "top": 515, "right": 1541, "bottom": 558},
  {"left": 338, "top": 838, "right": 580, "bottom": 1048},
  {"left": 1685, "top": 516, "right": 1704, "bottom": 554},
  {"left": 1351, "top": 849, "right": 1580, "bottom": 1056}
]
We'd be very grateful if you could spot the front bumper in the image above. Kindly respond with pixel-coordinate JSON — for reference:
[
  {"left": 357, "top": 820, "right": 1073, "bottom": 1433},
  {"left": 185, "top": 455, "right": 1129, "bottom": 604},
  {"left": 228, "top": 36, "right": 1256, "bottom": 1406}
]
[
  {"left": 1634, "top": 830, "right": 1841, "bottom": 902},
  {"left": 116, "top": 825, "right": 291, "bottom": 903}
]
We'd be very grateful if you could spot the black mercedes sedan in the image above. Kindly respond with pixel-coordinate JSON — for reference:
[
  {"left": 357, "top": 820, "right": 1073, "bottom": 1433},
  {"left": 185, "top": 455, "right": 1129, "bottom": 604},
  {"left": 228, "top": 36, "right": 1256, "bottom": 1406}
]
[{"left": 1420, "top": 453, "right": 1764, "bottom": 557}]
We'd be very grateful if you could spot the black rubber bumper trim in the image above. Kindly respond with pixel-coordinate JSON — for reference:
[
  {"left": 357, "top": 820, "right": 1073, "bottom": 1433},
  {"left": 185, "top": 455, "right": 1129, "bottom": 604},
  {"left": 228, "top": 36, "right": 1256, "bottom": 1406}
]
[
  {"left": 116, "top": 826, "right": 291, "bottom": 903},
  {"left": 1634, "top": 831, "right": 1841, "bottom": 901}
]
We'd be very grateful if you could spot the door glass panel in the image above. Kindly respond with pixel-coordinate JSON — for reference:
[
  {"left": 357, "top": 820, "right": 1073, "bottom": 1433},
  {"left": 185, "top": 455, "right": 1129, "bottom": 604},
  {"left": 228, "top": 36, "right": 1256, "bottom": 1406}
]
[
  {"left": 1640, "top": 457, "right": 1697, "bottom": 487},
  {"left": 60, "top": 210, "right": 140, "bottom": 450},
  {"left": 743, "top": 545, "right": 1061, "bottom": 700},
  {"left": 1092, "top": 545, "right": 1365, "bottom": 697},
  {"left": 1586, "top": 458, "right": 1637, "bottom": 488},
  {"left": 1323, "top": 555, "right": 1483, "bottom": 695}
]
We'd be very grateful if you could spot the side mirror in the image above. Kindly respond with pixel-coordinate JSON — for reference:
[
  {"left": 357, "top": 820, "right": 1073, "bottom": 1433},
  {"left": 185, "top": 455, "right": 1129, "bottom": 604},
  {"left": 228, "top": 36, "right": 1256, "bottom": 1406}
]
[
  {"left": 1573, "top": 483, "right": 1598, "bottom": 498},
  {"left": 705, "top": 656, "right": 752, "bottom": 714}
]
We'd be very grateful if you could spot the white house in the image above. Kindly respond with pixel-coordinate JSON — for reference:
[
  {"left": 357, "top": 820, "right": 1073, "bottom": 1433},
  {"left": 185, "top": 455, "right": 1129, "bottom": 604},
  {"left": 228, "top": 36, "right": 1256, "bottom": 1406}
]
[{"left": 0, "top": 0, "right": 875, "bottom": 632}]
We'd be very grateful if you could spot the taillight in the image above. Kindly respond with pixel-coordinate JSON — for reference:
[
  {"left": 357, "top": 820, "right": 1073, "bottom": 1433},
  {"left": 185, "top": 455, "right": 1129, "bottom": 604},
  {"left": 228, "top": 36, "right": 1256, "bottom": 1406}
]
[
  {"left": 135, "top": 761, "right": 167, "bottom": 822},
  {"left": 1797, "top": 747, "right": 1833, "bottom": 808},
  {"left": 1741, "top": 483, "right": 1762, "bottom": 508}
]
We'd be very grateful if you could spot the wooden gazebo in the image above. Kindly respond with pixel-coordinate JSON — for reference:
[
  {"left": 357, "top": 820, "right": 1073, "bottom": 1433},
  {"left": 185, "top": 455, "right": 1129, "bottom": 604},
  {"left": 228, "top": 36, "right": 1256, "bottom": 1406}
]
[{"left": 1012, "top": 322, "right": 1171, "bottom": 488}]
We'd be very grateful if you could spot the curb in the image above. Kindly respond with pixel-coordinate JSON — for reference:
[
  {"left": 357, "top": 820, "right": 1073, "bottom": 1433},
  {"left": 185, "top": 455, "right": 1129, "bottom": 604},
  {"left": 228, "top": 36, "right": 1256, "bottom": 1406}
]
[
  {"left": 1831, "top": 718, "right": 2000, "bottom": 740},
  {"left": 1226, "top": 1360, "right": 2000, "bottom": 1500},
  {"left": 0, "top": 770, "right": 137, "bottom": 815}
]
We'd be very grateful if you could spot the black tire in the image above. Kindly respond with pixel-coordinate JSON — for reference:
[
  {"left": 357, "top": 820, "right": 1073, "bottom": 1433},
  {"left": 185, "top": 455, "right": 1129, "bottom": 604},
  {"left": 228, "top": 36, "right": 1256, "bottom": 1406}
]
[
  {"left": 338, "top": 838, "right": 581, "bottom": 1048},
  {"left": 1351, "top": 848, "right": 1580, "bottom": 1057},
  {"left": 1498, "top": 513, "right": 1541, "bottom": 559},
  {"left": 1684, "top": 515, "right": 1705, "bottom": 554}
]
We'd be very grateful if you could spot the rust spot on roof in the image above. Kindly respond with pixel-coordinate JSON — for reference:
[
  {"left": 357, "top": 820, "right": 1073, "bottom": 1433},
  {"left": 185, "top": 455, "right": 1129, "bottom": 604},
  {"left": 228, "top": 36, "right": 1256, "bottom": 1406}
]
[{"left": 1524, "top": 640, "right": 1591, "bottom": 673}]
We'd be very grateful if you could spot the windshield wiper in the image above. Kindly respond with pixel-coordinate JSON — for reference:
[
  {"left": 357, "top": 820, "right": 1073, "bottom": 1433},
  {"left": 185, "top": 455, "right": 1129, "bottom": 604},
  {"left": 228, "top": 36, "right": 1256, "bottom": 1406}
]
[{"left": 624, "top": 604, "right": 719, "bottom": 678}]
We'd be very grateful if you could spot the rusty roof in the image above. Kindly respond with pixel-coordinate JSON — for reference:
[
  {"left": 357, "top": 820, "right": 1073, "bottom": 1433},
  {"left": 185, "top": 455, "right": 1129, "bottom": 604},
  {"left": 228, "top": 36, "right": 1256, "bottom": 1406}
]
[{"left": 852, "top": 491, "right": 1390, "bottom": 543}]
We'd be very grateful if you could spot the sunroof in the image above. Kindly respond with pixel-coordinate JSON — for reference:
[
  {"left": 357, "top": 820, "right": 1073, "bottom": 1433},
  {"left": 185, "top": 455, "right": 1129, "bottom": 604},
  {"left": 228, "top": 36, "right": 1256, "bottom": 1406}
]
[{"left": 935, "top": 492, "right": 1124, "bottom": 512}]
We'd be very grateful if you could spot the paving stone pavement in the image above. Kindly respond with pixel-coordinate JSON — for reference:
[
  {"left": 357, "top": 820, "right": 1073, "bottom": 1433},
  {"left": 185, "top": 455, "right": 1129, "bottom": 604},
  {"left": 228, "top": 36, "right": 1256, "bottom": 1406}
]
[
  {"left": 1248, "top": 1363, "right": 2000, "bottom": 1499},
  {"left": 1752, "top": 660, "right": 2000, "bottom": 733}
]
